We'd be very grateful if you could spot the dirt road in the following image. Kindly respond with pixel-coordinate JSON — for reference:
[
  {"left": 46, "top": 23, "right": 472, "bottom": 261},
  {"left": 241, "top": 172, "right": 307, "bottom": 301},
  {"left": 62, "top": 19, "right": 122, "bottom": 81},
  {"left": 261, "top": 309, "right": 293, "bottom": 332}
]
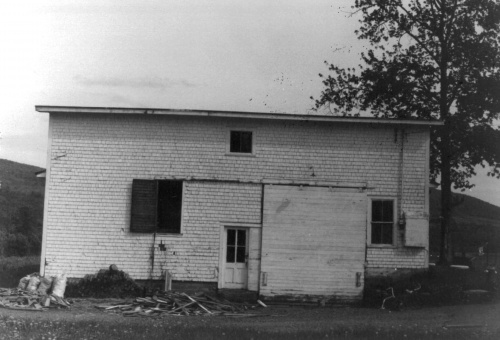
[{"left": 1, "top": 299, "right": 499, "bottom": 339}]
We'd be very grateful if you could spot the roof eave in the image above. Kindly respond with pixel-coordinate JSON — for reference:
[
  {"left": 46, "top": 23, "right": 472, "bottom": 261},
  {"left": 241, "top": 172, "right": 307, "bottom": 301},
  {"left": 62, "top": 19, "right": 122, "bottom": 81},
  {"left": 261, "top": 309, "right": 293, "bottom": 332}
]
[{"left": 35, "top": 105, "right": 444, "bottom": 126}]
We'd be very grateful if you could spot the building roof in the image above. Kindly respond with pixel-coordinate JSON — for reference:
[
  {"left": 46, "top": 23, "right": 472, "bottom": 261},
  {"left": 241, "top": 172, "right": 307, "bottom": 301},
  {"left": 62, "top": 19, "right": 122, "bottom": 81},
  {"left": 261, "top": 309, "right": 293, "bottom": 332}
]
[{"left": 35, "top": 105, "right": 444, "bottom": 126}]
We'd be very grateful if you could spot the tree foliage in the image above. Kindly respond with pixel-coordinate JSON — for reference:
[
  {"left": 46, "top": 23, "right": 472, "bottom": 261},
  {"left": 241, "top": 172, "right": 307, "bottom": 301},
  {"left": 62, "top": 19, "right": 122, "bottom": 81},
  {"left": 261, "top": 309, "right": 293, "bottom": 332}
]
[
  {"left": 0, "top": 205, "right": 42, "bottom": 257},
  {"left": 313, "top": 0, "right": 500, "bottom": 263}
]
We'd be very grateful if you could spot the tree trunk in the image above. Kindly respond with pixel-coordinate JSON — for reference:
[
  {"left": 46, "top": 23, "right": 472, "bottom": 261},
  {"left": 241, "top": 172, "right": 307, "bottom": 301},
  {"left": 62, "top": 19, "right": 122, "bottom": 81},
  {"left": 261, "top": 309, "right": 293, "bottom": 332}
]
[
  {"left": 439, "top": 155, "right": 452, "bottom": 265},
  {"left": 438, "top": 26, "right": 451, "bottom": 265}
]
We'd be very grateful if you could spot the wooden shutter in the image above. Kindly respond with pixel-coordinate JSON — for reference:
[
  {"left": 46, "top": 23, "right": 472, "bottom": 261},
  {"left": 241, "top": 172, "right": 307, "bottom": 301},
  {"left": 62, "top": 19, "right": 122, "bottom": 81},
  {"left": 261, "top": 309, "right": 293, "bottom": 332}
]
[{"left": 130, "top": 179, "right": 158, "bottom": 233}]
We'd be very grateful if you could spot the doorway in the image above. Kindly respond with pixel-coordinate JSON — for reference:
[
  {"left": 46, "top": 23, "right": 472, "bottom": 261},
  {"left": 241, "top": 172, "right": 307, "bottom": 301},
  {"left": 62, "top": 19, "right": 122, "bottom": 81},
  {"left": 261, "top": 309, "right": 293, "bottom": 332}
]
[{"left": 223, "top": 228, "right": 249, "bottom": 289}]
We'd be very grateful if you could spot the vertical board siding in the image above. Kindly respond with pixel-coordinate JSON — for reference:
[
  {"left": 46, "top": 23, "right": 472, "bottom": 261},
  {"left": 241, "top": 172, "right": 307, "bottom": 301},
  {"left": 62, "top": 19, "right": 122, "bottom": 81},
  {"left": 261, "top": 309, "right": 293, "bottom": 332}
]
[
  {"left": 246, "top": 227, "right": 261, "bottom": 291},
  {"left": 261, "top": 186, "right": 366, "bottom": 300},
  {"left": 44, "top": 114, "right": 429, "bottom": 280}
]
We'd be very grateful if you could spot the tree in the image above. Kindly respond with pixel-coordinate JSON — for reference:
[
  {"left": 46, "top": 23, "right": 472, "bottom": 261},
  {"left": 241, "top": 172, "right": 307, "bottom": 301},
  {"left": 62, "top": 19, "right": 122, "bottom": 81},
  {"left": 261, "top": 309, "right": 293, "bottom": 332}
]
[{"left": 312, "top": 0, "right": 500, "bottom": 264}]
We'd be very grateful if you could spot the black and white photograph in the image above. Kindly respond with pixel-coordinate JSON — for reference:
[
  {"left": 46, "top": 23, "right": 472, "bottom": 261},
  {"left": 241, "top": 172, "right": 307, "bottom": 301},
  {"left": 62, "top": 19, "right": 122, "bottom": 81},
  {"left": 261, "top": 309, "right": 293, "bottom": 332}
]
[{"left": 0, "top": 1, "right": 499, "bottom": 339}]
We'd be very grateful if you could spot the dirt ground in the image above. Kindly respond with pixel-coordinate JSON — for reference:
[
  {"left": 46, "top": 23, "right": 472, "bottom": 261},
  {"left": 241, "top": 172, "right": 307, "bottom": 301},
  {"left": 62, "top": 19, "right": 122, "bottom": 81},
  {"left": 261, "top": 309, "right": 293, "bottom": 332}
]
[{"left": 1, "top": 299, "right": 500, "bottom": 339}]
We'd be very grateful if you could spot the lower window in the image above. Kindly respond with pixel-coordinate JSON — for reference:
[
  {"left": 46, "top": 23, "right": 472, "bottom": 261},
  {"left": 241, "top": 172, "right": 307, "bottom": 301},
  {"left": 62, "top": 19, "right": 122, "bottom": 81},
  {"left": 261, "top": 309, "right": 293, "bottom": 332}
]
[{"left": 371, "top": 199, "right": 394, "bottom": 245}]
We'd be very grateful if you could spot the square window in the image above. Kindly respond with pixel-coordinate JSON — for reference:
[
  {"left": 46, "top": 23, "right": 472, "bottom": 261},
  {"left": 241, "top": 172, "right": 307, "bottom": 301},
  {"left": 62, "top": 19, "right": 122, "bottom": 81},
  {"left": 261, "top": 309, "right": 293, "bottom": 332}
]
[
  {"left": 130, "top": 179, "right": 183, "bottom": 234},
  {"left": 230, "top": 131, "right": 253, "bottom": 153},
  {"left": 371, "top": 199, "right": 394, "bottom": 245}
]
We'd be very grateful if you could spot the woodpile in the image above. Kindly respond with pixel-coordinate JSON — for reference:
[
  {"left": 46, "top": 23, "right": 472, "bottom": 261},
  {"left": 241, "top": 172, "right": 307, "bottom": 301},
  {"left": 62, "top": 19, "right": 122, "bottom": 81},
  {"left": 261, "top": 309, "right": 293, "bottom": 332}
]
[
  {"left": 96, "top": 291, "right": 262, "bottom": 317},
  {"left": 0, "top": 288, "right": 72, "bottom": 311}
]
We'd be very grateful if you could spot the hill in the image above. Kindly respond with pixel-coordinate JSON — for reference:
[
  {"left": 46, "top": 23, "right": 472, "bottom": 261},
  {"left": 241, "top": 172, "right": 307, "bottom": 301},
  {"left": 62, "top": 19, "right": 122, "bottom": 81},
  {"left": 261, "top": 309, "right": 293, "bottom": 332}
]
[
  {"left": 429, "top": 188, "right": 500, "bottom": 254},
  {"left": 0, "top": 159, "right": 45, "bottom": 257},
  {"left": 429, "top": 188, "right": 500, "bottom": 224}
]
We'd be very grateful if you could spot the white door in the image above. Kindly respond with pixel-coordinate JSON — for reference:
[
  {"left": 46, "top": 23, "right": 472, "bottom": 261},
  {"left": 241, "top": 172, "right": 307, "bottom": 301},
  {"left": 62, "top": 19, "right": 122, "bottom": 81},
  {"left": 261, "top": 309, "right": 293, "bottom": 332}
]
[{"left": 224, "top": 228, "right": 249, "bottom": 289}]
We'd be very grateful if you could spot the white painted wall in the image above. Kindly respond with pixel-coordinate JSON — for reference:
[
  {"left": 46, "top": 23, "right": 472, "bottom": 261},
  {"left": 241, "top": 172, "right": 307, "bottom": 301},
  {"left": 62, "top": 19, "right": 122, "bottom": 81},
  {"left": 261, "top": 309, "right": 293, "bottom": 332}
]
[{"left": 42, "top": 113, "right": 429, "bottom": 284}]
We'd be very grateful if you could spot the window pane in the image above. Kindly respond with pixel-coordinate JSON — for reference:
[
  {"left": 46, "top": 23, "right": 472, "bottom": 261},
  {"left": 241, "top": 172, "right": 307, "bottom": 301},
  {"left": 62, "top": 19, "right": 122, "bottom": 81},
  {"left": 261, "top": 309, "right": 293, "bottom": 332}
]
[
  {"left": 236, "top": 246, "right": 246, "bottom": 263},
  {"left": 237, "top": 230, "right": 246, "bottom": 246},
  {"left": 230, "top": 131, "right": 241, "bottom": 152},
  {"left": 382, "top": 201, "right": 394, "bottom": 222},
  {"left": 381, "top": 223, "right": 393, "bottom": 244},
  {"left": 230, "top": 131, "right": 252, "bottom": 153},
  {"left": 226, "top": 246, "right": 235, "bottom": 263},
  {"left": 240, "top": 132, "right": 252, "bottom": 153},
  {"left": 227, "top": 229, "right": 236, "bottom": 246},
  {"left": 372, "top": 223, "right": 393, "bottom": 245},
  {"left": 371, "top": 223, "right": 382, "bottom": 244},
  {"left": 372, "top": 201, "right": 384, "bottom": 222},
  {"left": 372, "top": 200, "right": 393, "bottom": 222}
]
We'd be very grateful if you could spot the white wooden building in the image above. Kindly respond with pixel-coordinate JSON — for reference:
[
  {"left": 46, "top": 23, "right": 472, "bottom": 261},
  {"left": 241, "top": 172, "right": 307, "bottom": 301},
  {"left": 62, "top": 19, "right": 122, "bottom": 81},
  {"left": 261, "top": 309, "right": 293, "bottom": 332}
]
[{"left": 36, "top": 106, "right": 442, "bottom": 302}]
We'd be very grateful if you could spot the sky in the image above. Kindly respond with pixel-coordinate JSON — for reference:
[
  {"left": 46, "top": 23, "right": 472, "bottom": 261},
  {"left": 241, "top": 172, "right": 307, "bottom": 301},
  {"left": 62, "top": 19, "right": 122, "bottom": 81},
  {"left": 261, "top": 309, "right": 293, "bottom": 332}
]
[{"left": 0, "top": 0, "right": 498, "bottom": 206}]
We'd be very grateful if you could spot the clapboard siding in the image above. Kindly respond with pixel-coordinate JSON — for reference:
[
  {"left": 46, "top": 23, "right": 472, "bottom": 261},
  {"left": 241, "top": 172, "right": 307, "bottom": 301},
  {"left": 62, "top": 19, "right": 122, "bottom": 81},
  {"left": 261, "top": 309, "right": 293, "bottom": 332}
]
[
  {"left": 42, "top": 113, "right": 429, "bottom": 285},
  {"left": 260, "top": 186, "right": 366, "bottom": 300}
]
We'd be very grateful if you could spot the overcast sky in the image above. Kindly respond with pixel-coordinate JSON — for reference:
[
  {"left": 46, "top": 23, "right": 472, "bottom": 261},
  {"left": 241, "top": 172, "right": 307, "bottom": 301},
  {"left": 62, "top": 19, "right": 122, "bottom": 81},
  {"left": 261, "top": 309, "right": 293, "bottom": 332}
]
[{"left": 0, "top": 0, "right": 498, "bottom": 206}]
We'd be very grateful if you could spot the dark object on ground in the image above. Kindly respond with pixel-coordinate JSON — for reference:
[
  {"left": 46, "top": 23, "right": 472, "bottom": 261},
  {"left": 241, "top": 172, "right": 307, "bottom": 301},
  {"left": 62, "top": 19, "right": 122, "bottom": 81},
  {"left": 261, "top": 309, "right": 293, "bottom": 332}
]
[{"left": 65, "top": 268, "right": 143, "bottom": 298}]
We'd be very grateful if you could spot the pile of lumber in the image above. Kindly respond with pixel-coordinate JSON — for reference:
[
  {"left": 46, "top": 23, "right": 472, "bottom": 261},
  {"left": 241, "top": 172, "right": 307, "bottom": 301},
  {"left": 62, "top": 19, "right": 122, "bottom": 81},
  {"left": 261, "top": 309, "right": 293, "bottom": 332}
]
[
  {"left": 96, "top": 291, "right": 260, "bottom": 317},
  {"left": 0, "top": 288, "right": 71, "bottom": 311}
]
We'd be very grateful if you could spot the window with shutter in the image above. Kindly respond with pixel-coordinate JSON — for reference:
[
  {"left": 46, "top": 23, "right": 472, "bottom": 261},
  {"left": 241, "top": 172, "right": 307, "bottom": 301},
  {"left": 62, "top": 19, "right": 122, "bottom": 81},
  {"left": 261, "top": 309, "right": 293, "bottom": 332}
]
[{"left": 130, "top": 179, "right": 183, "bottom": 234}]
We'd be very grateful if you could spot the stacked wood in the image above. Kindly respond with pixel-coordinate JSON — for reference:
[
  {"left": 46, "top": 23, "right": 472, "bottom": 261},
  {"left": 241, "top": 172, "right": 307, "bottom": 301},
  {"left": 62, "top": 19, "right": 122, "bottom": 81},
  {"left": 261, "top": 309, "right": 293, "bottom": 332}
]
[
  {"left": 0, "top": 288, "right": 72, "bottom": 311},
  {"left": 96, "top": 291, "right": 261, "bottom": 317}
]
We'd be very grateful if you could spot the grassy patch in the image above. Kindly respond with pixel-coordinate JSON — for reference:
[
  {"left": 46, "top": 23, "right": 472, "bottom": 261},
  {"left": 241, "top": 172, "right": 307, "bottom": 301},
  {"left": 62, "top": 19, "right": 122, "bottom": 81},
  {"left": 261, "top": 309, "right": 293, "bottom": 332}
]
[
  {"left": 0, "top": 314, "right": 498, "bottom": 340},
  {"left": 0, "top": 256, "right": 40, "bottom": 288}
]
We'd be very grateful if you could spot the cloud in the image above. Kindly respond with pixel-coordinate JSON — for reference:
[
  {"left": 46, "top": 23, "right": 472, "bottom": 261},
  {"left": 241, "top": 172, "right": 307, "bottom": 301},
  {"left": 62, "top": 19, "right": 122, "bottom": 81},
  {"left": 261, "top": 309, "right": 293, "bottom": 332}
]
[{"left": 74, "top": 75, "right": 199, "bottom": 89}]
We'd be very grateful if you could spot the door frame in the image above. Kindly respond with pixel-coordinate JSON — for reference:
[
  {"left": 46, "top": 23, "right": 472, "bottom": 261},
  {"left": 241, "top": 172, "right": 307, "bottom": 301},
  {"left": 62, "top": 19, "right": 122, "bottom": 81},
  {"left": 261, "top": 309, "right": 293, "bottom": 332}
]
[{"left": 218, "top": 222, "right": 260, "bottom": 289}]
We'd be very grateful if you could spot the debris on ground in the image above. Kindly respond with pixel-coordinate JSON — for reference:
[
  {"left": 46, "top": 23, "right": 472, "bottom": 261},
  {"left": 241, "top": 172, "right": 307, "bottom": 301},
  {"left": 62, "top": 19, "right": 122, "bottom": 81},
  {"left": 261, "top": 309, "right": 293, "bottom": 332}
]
[
  {"left": 0, "top": 287, "right": 72, "bottom": 311},
  {"left": 95, "top": 291, "right": 263, "bottom": 317},
  {"left": 257, "top": 299, "right": 267, "bottom": 308},
  {"left": 0, "top": 272, "right": 71, "bottom": 311},
  {"left": 52, "top": 273, "right": 67, "bottom": 297}
]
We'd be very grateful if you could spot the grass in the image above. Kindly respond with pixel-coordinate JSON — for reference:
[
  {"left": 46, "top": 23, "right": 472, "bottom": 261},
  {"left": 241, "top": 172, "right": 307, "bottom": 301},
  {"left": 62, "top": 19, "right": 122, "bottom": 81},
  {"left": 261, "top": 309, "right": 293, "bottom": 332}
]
[
  {"left": 0, "top": 313, "right": 498, "bottom": 340},
  {"left": 0, "top": 265, "right": 499, "bottom": 339},
  {"left": 0, "top": 256, "right": 40, "bottom": 288}
]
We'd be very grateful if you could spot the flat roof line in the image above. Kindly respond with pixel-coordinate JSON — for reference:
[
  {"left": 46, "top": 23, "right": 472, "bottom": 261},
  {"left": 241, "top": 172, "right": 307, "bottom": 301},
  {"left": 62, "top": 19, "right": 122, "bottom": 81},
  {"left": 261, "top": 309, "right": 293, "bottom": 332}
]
[{"left": 35, "top": 105, "right": 444, "bottom": 126}]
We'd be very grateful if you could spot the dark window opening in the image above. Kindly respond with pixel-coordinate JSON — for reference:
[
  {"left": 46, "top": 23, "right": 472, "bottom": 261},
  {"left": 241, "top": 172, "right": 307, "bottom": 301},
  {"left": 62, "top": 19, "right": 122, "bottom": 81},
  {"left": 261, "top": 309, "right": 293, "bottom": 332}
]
[
  {"left": 230, "top": 131, "right": 252, "bottom": 153},
  {"left": 130, "top": 179, "right": 183, "bottom": 234},
  {"left": 157, "top": 180, "right": 183, "bottom": 233},
  {"left": 371, "top": 200, "right": 394, "bottom": 245}
]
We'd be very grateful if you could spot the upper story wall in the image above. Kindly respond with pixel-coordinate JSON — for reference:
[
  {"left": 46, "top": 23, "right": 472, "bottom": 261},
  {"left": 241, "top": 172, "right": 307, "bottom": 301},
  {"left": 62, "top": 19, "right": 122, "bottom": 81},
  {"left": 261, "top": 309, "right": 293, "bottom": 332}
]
[{"left": 48, "top": 113, "right": 429, "bottom": 213}]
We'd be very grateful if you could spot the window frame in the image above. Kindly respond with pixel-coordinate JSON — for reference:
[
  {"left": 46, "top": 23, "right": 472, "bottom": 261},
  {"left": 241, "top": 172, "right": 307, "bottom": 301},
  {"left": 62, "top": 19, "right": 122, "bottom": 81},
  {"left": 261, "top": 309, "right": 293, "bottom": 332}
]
[
  {"left": 226, "top": 129, "right": 256, "bottom": 156},
  {"left": 130, "top": 179, "right": 184, "bottom": 235},
  {"left": 367, "top": 197, "right": 397, "bottom": 247}
]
